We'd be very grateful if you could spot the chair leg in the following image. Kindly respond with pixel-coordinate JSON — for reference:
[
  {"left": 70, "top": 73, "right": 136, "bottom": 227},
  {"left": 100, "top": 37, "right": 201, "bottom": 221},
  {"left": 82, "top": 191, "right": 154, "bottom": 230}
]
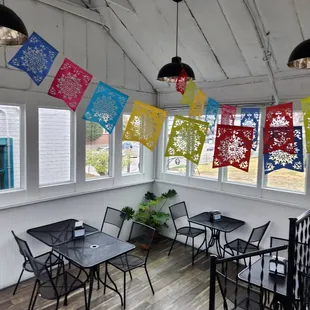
[
  {"left": 28, "top": 280, "right": 38, "bottom": 310},
  {"left": 123, "top": 272, "right": 126, "bottom": 309},
  {"left": 97, "top": 265, "right": 100, "bottom": 290},
  {"left": 55, "top": 298, "right": 60, "bottom": 310},
  {"left": 104, "top": 262, "right": 107, "bottom": 294},
  {"left": 144, "top": 266, "right": 154, "bottom": 295},
  {"left": 83, "top": 284, "right": 88, "bottom": 310},
  {"left": 129, "top": 270, "right": 133, "bottom": 280},
  {"left": 30, "top": 290, "right": 39, "bottom": 310},
  {"left": 168, "top": 234, "right": 177, "bottom": 256},
  {"left": 185, "top": 235, "right": 189, "bottom": 247},
  {"left": 192, "top": 237, "right": 195, "bottom": 266},
  {"left": 13, "top": 268, "right": 24, "bottom": 295}
]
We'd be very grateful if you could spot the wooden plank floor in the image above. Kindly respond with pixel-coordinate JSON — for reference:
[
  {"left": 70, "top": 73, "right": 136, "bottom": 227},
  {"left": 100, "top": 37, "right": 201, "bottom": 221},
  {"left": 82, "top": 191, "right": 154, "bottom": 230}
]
[{"left": 0, "top": 237, "right": 237, "bottom": 310}]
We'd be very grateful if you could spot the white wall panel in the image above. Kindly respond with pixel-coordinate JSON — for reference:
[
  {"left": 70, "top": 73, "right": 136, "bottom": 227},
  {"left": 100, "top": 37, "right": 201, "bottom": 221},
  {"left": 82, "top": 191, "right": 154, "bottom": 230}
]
[
  {"left": 64, "top": 12, "right": 87, "bottom": 69},
  {"left": 125, "top": 56, "right": 140, "bottom": 90},
  {"left": 87, "top": 22, "right": 107, "bottom": 83},
  {"left": 219, "top": 0, "right": 267, "bottom": 76},
  {"left": 293, "top": 0, "right": 310, "bottom": 40},
  {"left": 256, "top": 0, "right": 303, "bottom": 71},
  {"left": 107, "top": 36, "right": 125, "bottom": 87},
  {"left": 185, "top": 0, "right": 251, "bottom": 78}
]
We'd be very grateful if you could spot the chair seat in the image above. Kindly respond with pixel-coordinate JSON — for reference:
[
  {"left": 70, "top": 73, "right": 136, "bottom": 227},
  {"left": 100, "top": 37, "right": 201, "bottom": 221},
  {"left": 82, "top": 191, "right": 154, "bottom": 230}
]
[
  {"left": 177, "top": 226, "right": 205, "bottom": 237},
  {"left": 39, "top": 272, "right": 85, "bottom": 300},
  {"left": 225, "top": 239, "right": 259, "bottom": 254},
  {"left": 108, "top": 254, "right": 144, "bottom": 272},
  {"left": 24, "top": 252, "right": 62, "bottom": 272}
]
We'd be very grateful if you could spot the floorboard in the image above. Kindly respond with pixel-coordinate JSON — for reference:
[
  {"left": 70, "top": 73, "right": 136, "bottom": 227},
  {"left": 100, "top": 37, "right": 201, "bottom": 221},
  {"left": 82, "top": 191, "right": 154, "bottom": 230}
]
[{"left": 0, "top": 237, "right": 226, "bottom": 310}]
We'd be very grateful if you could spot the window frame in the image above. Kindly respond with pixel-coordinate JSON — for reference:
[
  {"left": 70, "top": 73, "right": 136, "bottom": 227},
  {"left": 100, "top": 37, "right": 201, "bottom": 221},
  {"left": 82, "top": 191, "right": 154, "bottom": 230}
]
[
  {"left": 38, "top": 106, "right": 75, "bottom": 187},
  {"left": 159, "top": 105, "right": 309, "bottom": 205}
]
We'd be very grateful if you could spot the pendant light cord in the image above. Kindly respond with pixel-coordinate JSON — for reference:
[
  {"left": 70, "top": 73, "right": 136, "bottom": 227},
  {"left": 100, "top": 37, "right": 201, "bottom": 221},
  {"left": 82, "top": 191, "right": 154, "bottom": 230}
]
[{"left": 176, "top": 1, "right": 179, "bottom": 57}]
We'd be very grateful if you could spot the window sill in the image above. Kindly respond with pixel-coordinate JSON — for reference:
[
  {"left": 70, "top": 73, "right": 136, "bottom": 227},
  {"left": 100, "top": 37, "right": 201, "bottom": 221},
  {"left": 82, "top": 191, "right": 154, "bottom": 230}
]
[
  {"left": 0, "top": 180, "right": 154, "bottom": 211},
  {"left": 155, "top": 179, "right": 307, "bottom": 210}
]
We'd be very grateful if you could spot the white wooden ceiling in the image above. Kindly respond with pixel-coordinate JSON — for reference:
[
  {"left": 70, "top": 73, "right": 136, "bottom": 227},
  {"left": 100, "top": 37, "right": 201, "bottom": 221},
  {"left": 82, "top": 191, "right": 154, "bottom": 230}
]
[{"left": 66, "top": 0, "right": 310, "bottom": 93}]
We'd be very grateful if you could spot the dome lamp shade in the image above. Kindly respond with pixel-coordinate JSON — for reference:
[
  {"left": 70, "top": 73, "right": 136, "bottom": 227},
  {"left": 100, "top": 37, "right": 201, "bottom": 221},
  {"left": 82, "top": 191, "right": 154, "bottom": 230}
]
[
  {"left": 0, "top": 4, "right": 28, "bottom": 46},
  {"left": 288, "top": 39, "right": 310, "bottom": 69},
  {"left": 157, "top": 56, "right": 195, "bottom": 82}
]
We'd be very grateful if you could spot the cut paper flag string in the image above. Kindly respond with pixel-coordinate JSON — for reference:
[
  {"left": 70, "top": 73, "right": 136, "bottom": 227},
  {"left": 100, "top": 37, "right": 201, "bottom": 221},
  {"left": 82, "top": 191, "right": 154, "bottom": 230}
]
[
  {"left": 213, "top": 125, "right": 254, "bottom": 172},
  {"left": 301, "top": 97, "right": 310, "bottom": 153},
  {"left": 221, "top": 105, "right": 236, "bottom": 125},
  {"left": 8, "top": 32, "right": 58, "bottom": 86},
  {"left": 83, "top": 81, "right": 129, "bottom": 134},
  {"left": 176, "top": 68, "right": 188, "bottom": 95},
  {"left": 123, "top": 101, "right": 167, "bottom": 151},
  {"left": 205, "top": 98, "right": 219, "bottom": 134},
  {"left": 241, "top": 108, "right": 260, "bottom": 151},
  {"left": 48, "top": 58, "right": 93, "bottom": 112},
  {"left": 165, "top": 115, "right": 209, "bottom": 165},
  {"left": 180, "top": 80, "right": 197, "bottom": 105},
  {"left": 189, "top": 89, "right": 207, "bottom": 117},
  {"left": 264, "top": 126, "right": 304, "bottom": 174},
  {"left": 264, "top": 102, "right": 294, "bottom": 154}
]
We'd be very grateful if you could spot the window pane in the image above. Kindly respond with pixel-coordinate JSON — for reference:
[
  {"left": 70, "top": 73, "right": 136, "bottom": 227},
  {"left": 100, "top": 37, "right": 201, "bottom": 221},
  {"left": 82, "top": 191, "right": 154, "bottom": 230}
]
[
  {"left": 265, "top": 112, "right": 306, "bottom": 193},
  {"left": 225, "top": 114, "right": 260, "bottom": 186},
  {"left": 85, "top": 121, "right": 110, "bottom": 179},
  {"left": 122, "top": 115, "right": 141, "bottom": 175},
  {"left": 0, "top": 105, "right": 21, "bottom": 190},
  {"left": 193, "top": 116, "right": 218, "bottom": 179},
  {"left": 39, "top": 108, "right": 71, "bottom": 186},
  {"left": 164, "top": 116, "right": 187, "bottom": 175}
]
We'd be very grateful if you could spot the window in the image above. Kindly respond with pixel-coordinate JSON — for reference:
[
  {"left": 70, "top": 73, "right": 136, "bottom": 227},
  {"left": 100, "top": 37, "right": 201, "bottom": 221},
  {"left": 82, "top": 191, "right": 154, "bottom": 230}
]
[
  {"left": 0, "top": 105, "right": 20, "bottom": 190},
  {"left": 224, "top": 113, "right": 260, "bottom": 186},
  {"left": 264, "top": 111, "right": 306, "bottom": 193},
  {"left": 85, "top": 121, "right": 111, "bottom": 179},
  {"left": 164, "top": 116, "right": 187, "bottom": 175},
  {"left": 39, "top": 108, "right": 72, "bottom": 186},
  {"left": 193, "top": 115, "right": 218, "bottom": 179},
  {"left": 122, "top": 114, "right": 141, "bottom": 175}
]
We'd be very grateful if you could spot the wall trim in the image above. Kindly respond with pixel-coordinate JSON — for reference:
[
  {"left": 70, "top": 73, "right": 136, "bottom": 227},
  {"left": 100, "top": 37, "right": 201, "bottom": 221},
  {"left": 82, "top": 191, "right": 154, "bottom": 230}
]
[
  {"left": 155, "top": 179, "right": 307, "bottom": 211},
  {"left": 0, "top": 180, "right": 154, "bottom": 211}
]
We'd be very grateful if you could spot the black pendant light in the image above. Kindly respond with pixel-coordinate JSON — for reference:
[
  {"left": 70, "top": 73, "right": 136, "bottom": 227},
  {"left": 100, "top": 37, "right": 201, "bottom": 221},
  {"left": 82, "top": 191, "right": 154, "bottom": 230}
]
[
  {"left": 0, "top": 4, "right": 28, "bottom": 46},
  {"left": 157, "top": 0, "right": 195, "bottom": 82},
  {"left": 288, "top": 39, "right": 310, "bottom": 69}
]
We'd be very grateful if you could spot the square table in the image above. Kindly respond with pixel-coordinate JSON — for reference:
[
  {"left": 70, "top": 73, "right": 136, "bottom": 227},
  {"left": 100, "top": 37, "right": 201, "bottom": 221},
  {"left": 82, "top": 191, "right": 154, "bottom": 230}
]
[
  {"left": 188, "top": 212, "right": 245, "bottom": 257},
  {"left": 27, "top": 219, "right": 98, "bottom": 246},
  {"left": 53, "top": 232, "right": 135, "bottom": 310},
  {"left": 238, "top": 256, "right": 292, "bottom": 310}
]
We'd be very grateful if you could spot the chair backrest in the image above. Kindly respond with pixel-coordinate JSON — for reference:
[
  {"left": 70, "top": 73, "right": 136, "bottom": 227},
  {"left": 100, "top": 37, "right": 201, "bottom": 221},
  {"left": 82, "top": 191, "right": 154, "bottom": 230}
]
[
  {"left": 12, "top": 230, "right": 33, "bottom": 263},
  {"left": 169, "top": 201, "right": 189, "bottom": 230},
  {"left": 217, "top": 271, "right": 261, "bottom": 310},
  {"left": 248, "top": 221, "right": 270, "bottom": 245},
  {"left": 101, "top": 207, "right": 126, "bottom": 238},
  {"left": 299, "top": 271, "right": 310, "bottom": 308},
  {"left": 128, "top": 221, "right": 155, "bottom": 262}
]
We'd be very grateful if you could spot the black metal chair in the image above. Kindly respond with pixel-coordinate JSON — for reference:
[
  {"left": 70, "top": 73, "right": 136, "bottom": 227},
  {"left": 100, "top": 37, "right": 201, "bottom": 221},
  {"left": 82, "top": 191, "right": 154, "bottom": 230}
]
[
  {"left": 298, "top": 270, "right": 310, "bottom": 309},
  {"left": 20, "top": 239, "right": 87, "bottom": 310},
  {"left": 101, "top": 206, "right": 126, "bottom": 238},
  {"left": 168, "top": 201, "right": 206, "bottom": 265},
  {"left": 217, "top": 271, "right": 264, "bottom": 309},
  {"left": 105, "top": 221, "right": 155, "bottom": 309},
  {"left": 224, "top": 221, "right": 270, "bottom": 258},
  {"left": 11, "top": 230, "right": 63, "bottom": 296}
]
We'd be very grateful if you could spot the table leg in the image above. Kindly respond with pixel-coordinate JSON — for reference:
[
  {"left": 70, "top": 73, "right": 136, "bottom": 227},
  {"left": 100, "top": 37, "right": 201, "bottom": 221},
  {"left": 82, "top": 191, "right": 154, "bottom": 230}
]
[{"left": 86, "top": 268, "right": 94, "bottom": 310}]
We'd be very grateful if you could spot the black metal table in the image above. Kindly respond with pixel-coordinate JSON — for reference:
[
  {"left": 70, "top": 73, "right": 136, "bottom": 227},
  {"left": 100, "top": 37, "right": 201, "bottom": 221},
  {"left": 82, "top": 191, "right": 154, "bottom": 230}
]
[
  {"left": 53, "top": 232, "right": 135, "bottom": 310},
  {"left": 238, "top": 256, "right": 294, "bottom": 310},
  {"left": 188, "top": 212, "right": 245, "bottom": 257},
  {"left": 27, "top": 219, "right": 98, "bottom": 246}
]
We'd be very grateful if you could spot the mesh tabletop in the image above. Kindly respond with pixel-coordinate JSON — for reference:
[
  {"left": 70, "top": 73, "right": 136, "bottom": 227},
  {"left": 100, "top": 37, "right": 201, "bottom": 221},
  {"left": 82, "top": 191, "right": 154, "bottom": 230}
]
[
  {"left": 238, "top": 256, "right": 288, "bottom": 296},
  {"left": 188, "top": 212, "right": 245, "bottom": 232},
  {"left": 27, "top": 219, "right": 98, "bottom": 246},
  {"left": 53, "top": 232, "right": 136, "bottom": 268}
]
